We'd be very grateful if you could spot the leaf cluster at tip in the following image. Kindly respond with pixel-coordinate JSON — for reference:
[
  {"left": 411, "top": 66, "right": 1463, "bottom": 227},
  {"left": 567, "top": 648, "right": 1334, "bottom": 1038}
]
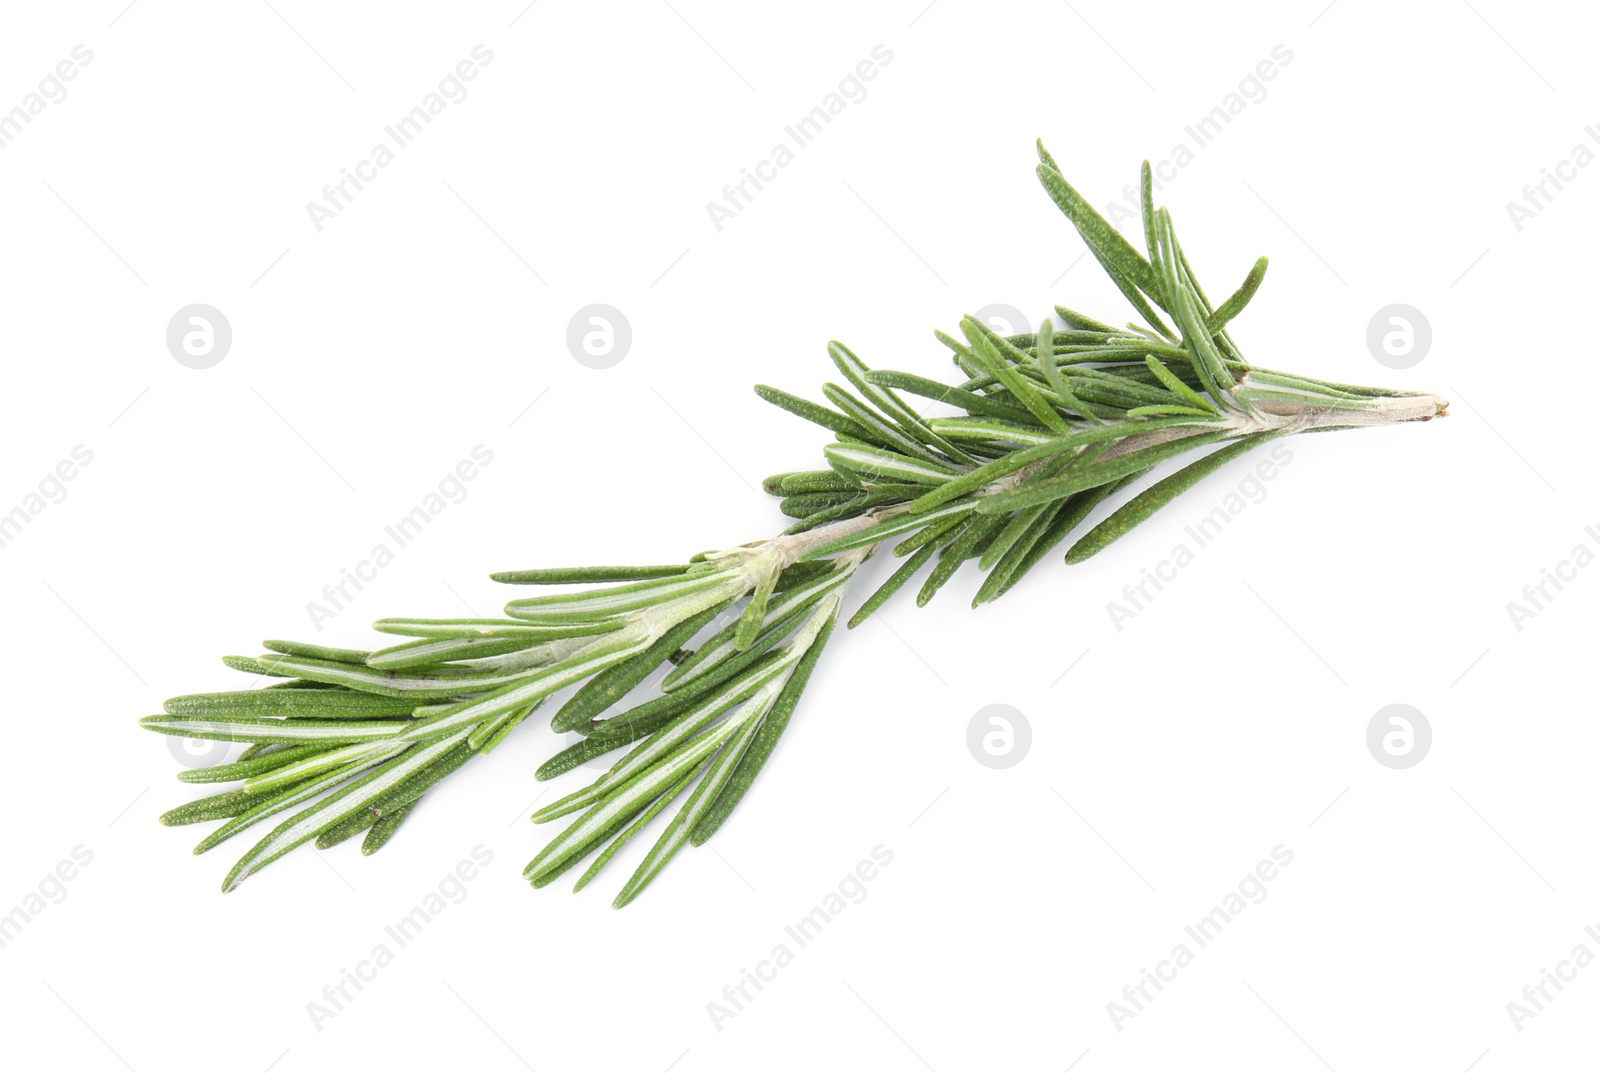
[{"left": 751, "top": 143, "right": 1436, "bottom": 620}]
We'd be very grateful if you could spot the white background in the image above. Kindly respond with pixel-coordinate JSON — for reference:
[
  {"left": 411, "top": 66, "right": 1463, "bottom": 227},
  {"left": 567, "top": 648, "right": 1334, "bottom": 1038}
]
[{"left": 1, "top": 1, "right": 1595, "bottom": 1071}]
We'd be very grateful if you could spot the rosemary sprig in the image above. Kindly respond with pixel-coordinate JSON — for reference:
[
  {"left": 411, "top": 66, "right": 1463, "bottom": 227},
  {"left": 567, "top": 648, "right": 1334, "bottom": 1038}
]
[{"left": 142, "top": 144, "right": 1446, "bottom": 905}]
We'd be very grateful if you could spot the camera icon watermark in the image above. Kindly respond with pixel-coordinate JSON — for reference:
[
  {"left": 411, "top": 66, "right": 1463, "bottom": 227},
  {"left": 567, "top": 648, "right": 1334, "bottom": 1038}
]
[
  {"left": 566, "top": 304, "right": 631, "bottom": 369},
  {"left": 966, "top": 703, "right": 1032, "bottom": 769},
  {"left": 166, "top": 304, "right": 232, "bottom": 369},
  {"left": 1365, "top": 304, "right": 1431, "bottom": 370},
  {"left": 1366, "top": 703, "right": 1431, "bottom": 769}
]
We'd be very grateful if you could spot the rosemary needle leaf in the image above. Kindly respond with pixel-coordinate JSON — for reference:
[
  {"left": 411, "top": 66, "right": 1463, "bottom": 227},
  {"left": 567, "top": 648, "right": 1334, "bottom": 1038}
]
[
  {"left": 937, "top": 330, "right": 986, "bottom": 380},
  {"left": 960, "top": 321, "right": 1070, "bottom": 435},
  {"left": 140, "top": 715, "right": 416, "bottom": 745},
  {"left": 549, "top": 605, "right": 723, "bottom": 734},
  {"left": 1034, "top": 317, "right": 1100, "bottom": 426},
  {"left": 398, "top": 645, "right": 633, "bottom": 744},
  {"left": 692, "top": 609, "right": 838, "bottom": 844},
  {"left": 253, "top": 653, "right": 540, "bottom": 699},
  {"left": 1206, "top": 256, "right": 1269, "bottom": 333},
  {"left": 370, "top": 618, "right": 619, "bottom": 641},
  {"left": 1066, "top": 432, "right": 1285, "bottom": 563},
  {"left": 1141, "top": 160, "right": 1161, "bottom": 285},
  {"left": 823, "top": 383, "right": 948, "bottom": 467},
  {"left": 864, "top": 370, "right": 1036, "bottom": 424},
  {"left": 1071, "top": 367, "right": 1185, "bottom": 408},
  {"left": 906, "top": 416, "right": 1208, "bottom": 516},
  {"left": 918, "top": 514, "right": 1007, "bottom": 606},
  {"left": 193, "top": 760, "right": 380, "bottom": 854},
  {"left": 573, "top": 770, "right": 698, "bottom": 892},
  {"left": 222, "top": 655, "right": 279, "bottom": 676},
  {"left": 892, "top": 512, "right": 968, "bottom": 557},
  {"left": 527, "top": 846, "right": 604, "bottom": 889},
  {"left": 975, "top": 428, "right": 1232, "bottom": 514},
  {"left": 160, "top": 787, "right": 275, "bottom": 827},
  {"left": 523, "top": 727, "right": 730, "bottom": 884},
  {"left": 361, "top": 804, "right": 413, "bottom": 855},
  {"left": 570, "top": 658, "right": 799, "bottom": 812},
  {"left": 646, "top": 640, "right": 796, "bottom": 727},
  {"left": 753, "top": 384, "right": 873, "bottom": 442},
  {"left": 528, "top": 782, "right": 600, "bottom": 823},
  {"left": 1081, "top": 238, "right": 1176, "bottom": 343},
  {"left": 849, "top": 543, "right": 939, "bottom": 629},
  {"left": 1053, "top": 304, "right": 1122, "bottom": 335},
  {"left": 503, "top": 573, "right": 727, "bottom": 623},
  {"left": 828, "top": 342, "right": 929, "bottom": 440},
  {"left": 800, "top": 501, "right": 973, "bottom": 561},
  {"left": 529, "top": 769, "right": 704, "bottom": 890},
  {"left": 613, "top": 707, "right": 767, "bottom": 908},
  {"left": 931, "top": 417, "right": 1054, "bottom": 447},
  {"left": 661, "top": 577, "right": 835, "bottom": 692},
  {"left": 974, "top": 501, "right": 1065, "bottom": 606},
  {"left": 780, "top": 491, "right": 859, "bottom": 519},
  {"left": 538, "top": 706, "right": 679, "bottom": 779},
  {"left": 1143, "top": 354, "right": 1220, "bottom": 415},
  {"left": 245, "top": 742, "right": 411, "bottom": 797},
  {"left": 977, "top": 447, "right": 1080, "bottom": 577},
  {"left": 176, "top": 743, "right": 327, "bottom": 784},
  {"left": 222, "top": 731, "right": 471, "bottom": 891},
  {"left": 1156, "top": 209, "right": 1236, "bottom": 406},
  {"left": 774, "top": 470, "right": 857, "bottom": 495},
  {"left": 783, "top": 493, "right": 873, "bottom": 534},
  {"left": 1179, "top": 245, "right": 1224, "bottom": 332},
  {"left": 1034, "top": 157, "right": 1161, "bottom": 301},
  {"left": 471, "top": 701, "right": 541, "bottom": 752},
  {"left": 325, "top": 737, "right": 470, "bottom": 851},
  {"left": 263, "top": 639, "right": 371, "bottom": 664},
  {"left": 315, "top": 806, "right": 380, "bottom": 850},
  {"left": 536, "top": 736, "right": 620, "bottom": 782},
  {"left": 1035, "top": 137, "right": 1061, "bottom": 171},
  {"left": 163, "top": 689, "right": 417, "bottom": 719},
  {"left": 823, "top": 444, "right": 959, "bottom": 487},
  {"left": 733, "top": 573, "right": 780, "bottom": 651},
  {"left": 858, "top": 482, "right": 933, "bottom": 502},
  {"left": 1125, "top": 405, "right": 1218, "bottom": 418},
  {"left": 902, "top": 435, "right": 1075, "bottom": 514},
  {"left": 976, "top": 474, "right": 1145, "bottom": 607},
  {"left": 365, "top": 635, "right": 540, "bottom": 669},
  {"left": 489, "top": 564, "right": 690, "bottom": 585},
  {"left": 979, "top": 501, "right": 1055, "bottom": 573},
  {"left": 828, "top": 342, "right": 978, "bottom": 466},
  {"left": 358, "top": 740, "right": 478, "bottom": 826}
]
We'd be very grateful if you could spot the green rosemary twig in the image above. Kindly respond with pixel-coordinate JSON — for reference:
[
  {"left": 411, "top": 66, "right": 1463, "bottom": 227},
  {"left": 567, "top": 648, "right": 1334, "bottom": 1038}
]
[{"left": 141, "top": 143, "right": 1446, "bottom": 905}]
